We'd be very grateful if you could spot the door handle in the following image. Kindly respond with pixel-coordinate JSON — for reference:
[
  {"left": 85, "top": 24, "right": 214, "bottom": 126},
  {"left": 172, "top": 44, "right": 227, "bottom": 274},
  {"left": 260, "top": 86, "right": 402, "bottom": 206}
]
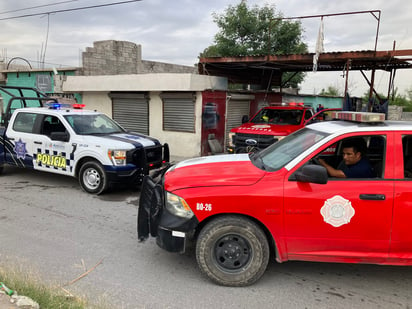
[
  {"left": 34, "top": 141, "right": 42, "bottom": 145},
  {"left": 359, "top": 194, "right": 385, "bottom": 200}
]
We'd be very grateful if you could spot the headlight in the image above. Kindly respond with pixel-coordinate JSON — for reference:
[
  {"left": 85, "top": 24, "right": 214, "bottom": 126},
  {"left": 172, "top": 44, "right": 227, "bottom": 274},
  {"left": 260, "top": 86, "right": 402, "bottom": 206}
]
[
  {"left": 228, "top": 132, "right": 235, "bottom": 147},
  {"left": 166, "top": 192, "right": 194, "bottom": 219},
  {"left": 108, "top": 150, "right": 127, "bottom": 166}
]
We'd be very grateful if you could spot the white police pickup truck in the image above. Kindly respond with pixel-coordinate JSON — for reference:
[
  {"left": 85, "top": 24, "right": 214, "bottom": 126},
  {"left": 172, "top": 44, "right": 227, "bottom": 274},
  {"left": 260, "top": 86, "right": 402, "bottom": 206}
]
[{"left": 0, "top": 86, "right": 169, "bottom": 194}]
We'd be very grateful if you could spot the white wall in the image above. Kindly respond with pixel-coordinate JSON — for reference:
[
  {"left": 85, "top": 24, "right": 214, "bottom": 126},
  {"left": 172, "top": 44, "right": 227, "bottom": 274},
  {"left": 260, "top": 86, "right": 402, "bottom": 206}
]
[
  {"left": 149, "top": 92, "right": 202, "bottom": 158},
  {"left": 63, "top": 73, "right": 227, "bottom": 92},
  {"left": 81, "top": 92, "right": 112, "bottom": 116}
]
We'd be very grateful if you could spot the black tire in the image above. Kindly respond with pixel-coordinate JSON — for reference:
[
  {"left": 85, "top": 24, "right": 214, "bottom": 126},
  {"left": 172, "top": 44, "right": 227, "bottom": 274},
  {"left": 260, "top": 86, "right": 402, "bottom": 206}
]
[
  {"left": 78, "top": 161, "right": 108, "bottom": 194},
  {"left": 196, "top": 216, "right": 270, "bottom": 287}
]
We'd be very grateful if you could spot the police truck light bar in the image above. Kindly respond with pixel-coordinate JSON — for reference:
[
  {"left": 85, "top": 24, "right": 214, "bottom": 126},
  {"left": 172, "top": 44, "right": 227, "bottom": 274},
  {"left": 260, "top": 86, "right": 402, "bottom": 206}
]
[
  {"left": 331, "top": 111, "right": 385, "bottom": 123},
  {"left": 72, "top": 103, "right": 85, "bottom": 109},
  {"left": 45, "top": 102, "right": 85, "bottom": 110}
]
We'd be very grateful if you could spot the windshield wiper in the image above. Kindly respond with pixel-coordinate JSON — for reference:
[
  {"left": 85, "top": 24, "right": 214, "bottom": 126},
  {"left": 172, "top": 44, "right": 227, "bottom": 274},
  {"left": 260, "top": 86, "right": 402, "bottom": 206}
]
[{"left": 85, "top": 132, "right": 110, "bottom": 136}]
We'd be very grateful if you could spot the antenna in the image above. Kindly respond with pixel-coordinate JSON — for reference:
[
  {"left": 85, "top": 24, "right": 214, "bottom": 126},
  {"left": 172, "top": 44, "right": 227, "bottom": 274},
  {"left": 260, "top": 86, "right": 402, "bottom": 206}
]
[{"left": 0, "top": 48, "right": 5, "bottom": 62}]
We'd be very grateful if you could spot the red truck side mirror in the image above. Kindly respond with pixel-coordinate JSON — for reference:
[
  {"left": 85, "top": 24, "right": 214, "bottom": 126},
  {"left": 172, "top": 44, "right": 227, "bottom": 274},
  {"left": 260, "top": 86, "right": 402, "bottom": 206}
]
[{"left": 295, "top": 165, "right": 328, "bottom": 184}]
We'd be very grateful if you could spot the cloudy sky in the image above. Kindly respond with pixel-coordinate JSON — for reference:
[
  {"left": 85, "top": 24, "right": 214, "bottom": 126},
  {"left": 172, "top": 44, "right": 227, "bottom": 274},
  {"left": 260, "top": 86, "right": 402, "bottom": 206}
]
[{"left": 1, "top": 0, "right": 412, "bottom": 96}]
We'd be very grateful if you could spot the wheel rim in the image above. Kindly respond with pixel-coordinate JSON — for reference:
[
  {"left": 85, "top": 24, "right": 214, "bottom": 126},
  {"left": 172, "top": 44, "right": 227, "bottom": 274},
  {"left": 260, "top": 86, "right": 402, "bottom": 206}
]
[
  {"left": 214, "top": 234, "right": 252, "bottom": 272},
  {"left": 83, "top": 167, "right": 101, "bottom": 190}
]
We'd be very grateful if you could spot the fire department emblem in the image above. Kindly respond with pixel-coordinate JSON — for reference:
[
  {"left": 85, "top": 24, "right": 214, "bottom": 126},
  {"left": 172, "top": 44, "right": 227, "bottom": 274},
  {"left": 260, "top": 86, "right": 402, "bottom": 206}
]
[
  {"left": 14, "top": 139, "right": 28, "bottom": 160},
  {"left": 320, "top": 195, "right": 355, "bottom": 227}
]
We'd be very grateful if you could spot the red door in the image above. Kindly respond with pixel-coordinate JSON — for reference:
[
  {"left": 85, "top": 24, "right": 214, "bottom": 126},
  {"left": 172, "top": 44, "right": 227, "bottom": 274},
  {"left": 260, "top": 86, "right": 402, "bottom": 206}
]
[
  {"left": 282, "top": 133, "right": 394, "bottom": 263},
  {"left": 390, "top": 132, "right": 412, "bottom": 264}
]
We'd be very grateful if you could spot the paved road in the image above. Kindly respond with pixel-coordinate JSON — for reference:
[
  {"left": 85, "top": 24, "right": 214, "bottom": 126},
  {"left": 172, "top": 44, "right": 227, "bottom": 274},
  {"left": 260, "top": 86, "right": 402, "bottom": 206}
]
[{"left": 0, "top": 165, "right": 411, "bottom": 309}]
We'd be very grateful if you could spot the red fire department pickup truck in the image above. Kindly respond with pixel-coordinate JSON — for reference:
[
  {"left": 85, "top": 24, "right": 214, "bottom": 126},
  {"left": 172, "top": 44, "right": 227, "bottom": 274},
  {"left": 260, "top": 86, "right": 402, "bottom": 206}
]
[
  {"left": 227, "top": 102, "right": 338, "bottom": 153},
  {"left": 227, "top": 102, "right": 341, "bottom": 153},
  {"left": 138, "top": 111, "right": 412, "bottom": 286}
]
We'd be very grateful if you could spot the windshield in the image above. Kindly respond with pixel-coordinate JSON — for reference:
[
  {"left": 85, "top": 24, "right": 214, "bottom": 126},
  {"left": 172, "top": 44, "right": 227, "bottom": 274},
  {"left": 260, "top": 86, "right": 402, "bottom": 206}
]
[
  {"left": 250, "top": 109, "right": 304, "bottom": 125},
  {"left": 64, "top": 114, "right": 125, "bottom": 135},
  {"left": 251, "top": 127, "right": 328, "bottom": 171}
]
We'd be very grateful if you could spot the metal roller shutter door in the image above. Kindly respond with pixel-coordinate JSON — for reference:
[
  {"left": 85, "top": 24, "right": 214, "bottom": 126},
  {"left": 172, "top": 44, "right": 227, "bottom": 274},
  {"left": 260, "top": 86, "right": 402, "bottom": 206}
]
[
  {"left": 163, "top": 99, "right": 195, "bottom": 132},
  {"left": 225, "top": 99, "right": 250, "bottom": 147},
  {"left": 161, "top": 92, "right": 195, "bottom": 133},
  {"left": 111, "top": 93, "right": 149, "bottom": 135}
]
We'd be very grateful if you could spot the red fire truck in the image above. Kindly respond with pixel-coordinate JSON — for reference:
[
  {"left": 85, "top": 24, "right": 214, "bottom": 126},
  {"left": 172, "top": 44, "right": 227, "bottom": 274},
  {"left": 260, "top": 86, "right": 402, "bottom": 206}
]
[
  {"left": 227, "top": 102, "right": 337, "bottom": 153},
  {"left": 138, "top": 111, "right": 412, "bottom": 286}
]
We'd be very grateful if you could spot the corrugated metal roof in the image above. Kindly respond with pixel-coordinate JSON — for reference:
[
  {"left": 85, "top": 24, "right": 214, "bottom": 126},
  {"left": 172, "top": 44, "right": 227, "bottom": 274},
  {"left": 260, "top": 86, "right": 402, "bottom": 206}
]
[{"left": 198, "top": 49, "right": 412, "bottom": 86}]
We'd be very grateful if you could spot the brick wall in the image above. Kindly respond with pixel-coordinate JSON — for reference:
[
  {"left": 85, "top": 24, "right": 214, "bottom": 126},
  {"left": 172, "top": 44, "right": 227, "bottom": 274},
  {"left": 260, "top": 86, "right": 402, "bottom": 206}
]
[
  {"left": 401, "top": 112, "right": 412, "bottom": 121},
  {"left": 82, "top": 40, "right": 197, "bottom": 75},
  {"left": 141, "top": 60, "right": 196, "bottom": 74},
  {"left": 82, "top": 40, "right": 140, "bottom": 75},
  {"left": 389, "top": 105, "right": 403, "bottom": 120}
]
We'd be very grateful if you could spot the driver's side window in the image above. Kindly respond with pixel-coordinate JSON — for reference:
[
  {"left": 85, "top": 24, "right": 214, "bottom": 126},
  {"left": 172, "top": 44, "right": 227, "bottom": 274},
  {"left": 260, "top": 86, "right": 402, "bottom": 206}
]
[
  {"left": 315, "top": 135, "right": 385, "bottom": 179},
  {"left": 41, "top": 116, "right": 67, "bottom": 137}
]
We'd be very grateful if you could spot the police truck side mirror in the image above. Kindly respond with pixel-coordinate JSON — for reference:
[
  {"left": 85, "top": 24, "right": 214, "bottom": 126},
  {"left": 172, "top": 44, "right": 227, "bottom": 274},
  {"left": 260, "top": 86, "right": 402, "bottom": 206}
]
[
  {"left": 50, "top": 131, "right": 69, "bottom": 142},
  {"left": 241, "top": 115, "right": 249, "bottom": 123}
]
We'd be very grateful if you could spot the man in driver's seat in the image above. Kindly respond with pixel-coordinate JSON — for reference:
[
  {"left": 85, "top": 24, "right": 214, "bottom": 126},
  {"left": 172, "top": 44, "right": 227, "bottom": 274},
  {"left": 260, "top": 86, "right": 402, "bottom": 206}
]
[{"left": 318, "top": 138, "right": 375, "bottom": 178}]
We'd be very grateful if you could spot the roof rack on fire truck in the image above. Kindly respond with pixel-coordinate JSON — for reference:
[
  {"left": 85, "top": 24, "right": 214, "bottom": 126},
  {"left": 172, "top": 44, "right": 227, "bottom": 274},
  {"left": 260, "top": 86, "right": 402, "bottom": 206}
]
[{"left": 0, "top": 86, "right": 59, "bottom": 127}]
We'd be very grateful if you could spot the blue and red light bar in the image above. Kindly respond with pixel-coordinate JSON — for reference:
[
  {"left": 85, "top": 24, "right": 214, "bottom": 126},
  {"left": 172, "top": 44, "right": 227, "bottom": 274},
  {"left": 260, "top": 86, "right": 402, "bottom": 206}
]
[{"left": 45, "top": 102, "right": 85, "bottom": 110}]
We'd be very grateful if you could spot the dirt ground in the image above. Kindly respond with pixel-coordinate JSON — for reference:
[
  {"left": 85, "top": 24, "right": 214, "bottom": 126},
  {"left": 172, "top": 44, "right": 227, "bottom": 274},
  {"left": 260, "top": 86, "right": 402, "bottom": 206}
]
[{"left": 0, "top": 293, "right": 18, "bottom": 309}]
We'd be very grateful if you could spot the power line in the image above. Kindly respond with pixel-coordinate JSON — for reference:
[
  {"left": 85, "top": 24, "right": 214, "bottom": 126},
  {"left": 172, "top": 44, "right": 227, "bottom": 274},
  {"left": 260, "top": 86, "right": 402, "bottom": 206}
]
[
  {"left": 0, "top": 0, "right": 142, "bottom": 21},
  {"left": 0, "top": 0, "right": 81, "bottom": 16}
]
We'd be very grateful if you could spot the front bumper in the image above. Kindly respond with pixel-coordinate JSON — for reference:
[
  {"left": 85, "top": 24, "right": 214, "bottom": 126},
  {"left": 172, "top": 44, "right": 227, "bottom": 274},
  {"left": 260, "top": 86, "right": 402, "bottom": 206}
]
[
  {"left": 137, "top": 175, "right": 198, "bottom": 253},
  {"left": 105, "top": 143, "right": 170, "bottom": 185},
  {"left": 156, "top": 226, "right": 196, "bottom": 253},
  {"left": 105, "top": 165, "right": 141, "bottom": 184}
]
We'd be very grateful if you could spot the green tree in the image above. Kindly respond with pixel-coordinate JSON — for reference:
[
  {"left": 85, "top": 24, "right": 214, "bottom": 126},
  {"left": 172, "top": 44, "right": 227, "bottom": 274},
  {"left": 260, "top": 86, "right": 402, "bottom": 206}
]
[
  {"left": 390, "top": 88, "right": 412, "bottom": 112},
  {"left": 319, "top": 86, "right": 341, "bottom": 96},
  {"left": 361, "top": 88, "right": 412, "bottom": 112},
  {"left": 201, "top": 1, "right": 307, "bottom": 88},
  {"left": 406, "top": 85, "right": 412, "bottom": 102}
]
